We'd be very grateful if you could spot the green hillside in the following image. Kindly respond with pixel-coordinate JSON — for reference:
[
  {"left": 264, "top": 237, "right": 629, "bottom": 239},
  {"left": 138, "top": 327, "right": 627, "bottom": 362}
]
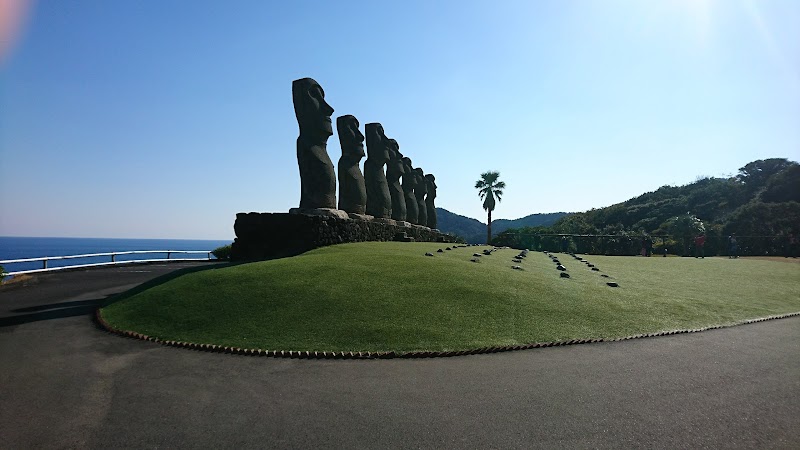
[
  {"left": 100, "top": 242, "right": 800, "bottom": 354},
  {"left": 494, "top": 158, "right": 800, "bottom": 256},
  {"left": 436, "top": 208, "right": 567, "bottom": 243}
]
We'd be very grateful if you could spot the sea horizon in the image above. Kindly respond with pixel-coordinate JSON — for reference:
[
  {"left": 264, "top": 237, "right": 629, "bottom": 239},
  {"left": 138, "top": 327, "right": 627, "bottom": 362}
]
[{"left": 0, "top": 236, "right": 233, "bottom": 274}]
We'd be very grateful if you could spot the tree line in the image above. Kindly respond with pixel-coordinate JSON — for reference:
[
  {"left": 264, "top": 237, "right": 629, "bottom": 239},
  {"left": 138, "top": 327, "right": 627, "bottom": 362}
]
[{"left": 491, "top": 158, "right": 800, "bottom": 256}]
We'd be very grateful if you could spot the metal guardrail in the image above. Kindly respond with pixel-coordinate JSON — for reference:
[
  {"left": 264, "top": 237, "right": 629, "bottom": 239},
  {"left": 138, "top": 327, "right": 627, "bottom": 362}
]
[{"left": 0, "top": 250, "right": 214, "bottom": 276}]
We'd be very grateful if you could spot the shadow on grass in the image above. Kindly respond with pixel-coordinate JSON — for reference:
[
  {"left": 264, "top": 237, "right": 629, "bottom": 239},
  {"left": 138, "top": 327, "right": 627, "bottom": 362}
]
[{"left": 99, "top": 262, "right": 250, "bottom": 308}]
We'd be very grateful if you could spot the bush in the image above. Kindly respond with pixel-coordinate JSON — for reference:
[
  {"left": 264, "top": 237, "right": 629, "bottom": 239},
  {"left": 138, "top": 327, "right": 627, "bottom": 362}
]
[{"left": 211, "top": 244, "right": 232, "bottom": 260}]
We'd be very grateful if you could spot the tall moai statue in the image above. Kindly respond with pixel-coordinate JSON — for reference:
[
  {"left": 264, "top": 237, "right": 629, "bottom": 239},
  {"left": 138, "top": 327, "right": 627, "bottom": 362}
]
[
  {"left": 425, "top": 174, "right": 437, "bottom": 229},
  {"left": 413, "top": 168, "right": 428, "bottom": 227},
  {"left": 364, "top": 123, "right": 392, "bottom": 218},
  {"left": 292, "top": 77, "right": 336, "bottom": 209},
  {"left": 401, "top": 157, "right": 418, "bottom": 224},
  {"left": 385, "top": 139, "right": 407, "bottom": 222},
  {"left": 336, "top": 115, "right": 367, "bottom": 215}
]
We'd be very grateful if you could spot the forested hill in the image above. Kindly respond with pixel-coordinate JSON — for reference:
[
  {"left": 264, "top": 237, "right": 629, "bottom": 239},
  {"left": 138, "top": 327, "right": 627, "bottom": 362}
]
[
  {"left": 493, "top": 158, "right": 800, "bottom": 255},
  {"left": 436, "top": 208, "right": 567, "bottom": 243},
  {"left": 436, "top": 208, "right": 485, "bottom": 243},
  {"left": 491, "top": 212, "right": 569, "bottom": 234}
]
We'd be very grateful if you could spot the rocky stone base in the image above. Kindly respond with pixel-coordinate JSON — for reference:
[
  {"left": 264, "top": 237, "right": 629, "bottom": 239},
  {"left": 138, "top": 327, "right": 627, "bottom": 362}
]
[{"left": 231, "top": 212, "right": 455, "bottom": 261}]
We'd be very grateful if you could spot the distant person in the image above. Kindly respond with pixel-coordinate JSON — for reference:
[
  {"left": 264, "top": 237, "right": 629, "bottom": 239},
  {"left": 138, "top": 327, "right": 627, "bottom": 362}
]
[
  {"left": 728, "top": 233, "right": 738, "bottom": 259},
  {"left": 694, "top": 233, "right": 706, "bottom": 258},
  {"left": 561, "top": 236, "right": 568, "bottom": 253}
]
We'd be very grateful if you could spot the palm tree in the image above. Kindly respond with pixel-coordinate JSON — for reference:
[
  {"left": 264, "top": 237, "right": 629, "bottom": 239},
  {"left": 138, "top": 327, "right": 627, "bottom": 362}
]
[{"left": 475, "top": 171, "right": 505, "bottom": 244}]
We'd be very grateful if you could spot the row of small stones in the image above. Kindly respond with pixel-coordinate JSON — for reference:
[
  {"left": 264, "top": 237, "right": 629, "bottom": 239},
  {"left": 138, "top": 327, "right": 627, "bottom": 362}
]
[
  {"left": 95, "top": 309, "right": 800, "bottom": 359},
  {"left": 423, "top": 244, "right": 486, "bottom": 259},
  {"left": 543, "top": 252, "right": 571, "bottom": 278},
  {"left": 426, "top": 248, "right": 619, "bottom": 285},
  {"left": 565, "top": 252, "right": 620, "bottom": 287}
]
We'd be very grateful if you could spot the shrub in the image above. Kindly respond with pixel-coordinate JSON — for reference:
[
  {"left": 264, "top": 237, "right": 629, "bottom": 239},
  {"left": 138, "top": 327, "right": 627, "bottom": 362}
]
[{"left": 211, "top": 244, "right": 232, "bottom": 260}]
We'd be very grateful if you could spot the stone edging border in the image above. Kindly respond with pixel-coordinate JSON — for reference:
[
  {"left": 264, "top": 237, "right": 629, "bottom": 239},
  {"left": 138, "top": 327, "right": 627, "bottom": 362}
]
[{"left": 94, "top": 309, "right": 800, "bottom": 360}]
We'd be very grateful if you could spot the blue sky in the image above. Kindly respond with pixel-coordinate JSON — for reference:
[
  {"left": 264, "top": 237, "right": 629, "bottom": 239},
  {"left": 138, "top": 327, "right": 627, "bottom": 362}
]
[{"left": 1, "top": 0, "right": 798, "bottom": 239}]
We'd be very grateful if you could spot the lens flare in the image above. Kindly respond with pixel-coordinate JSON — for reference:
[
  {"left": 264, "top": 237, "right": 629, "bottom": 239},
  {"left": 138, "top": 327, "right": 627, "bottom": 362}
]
[{"left": 0, "top": 0, "right": 33, "bottom": 65}]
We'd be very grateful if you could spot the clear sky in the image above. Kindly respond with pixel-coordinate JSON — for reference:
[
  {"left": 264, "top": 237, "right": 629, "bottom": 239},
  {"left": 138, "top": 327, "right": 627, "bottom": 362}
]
[{"left": 1, "top": 0, "right": 798, "bottom": 240}]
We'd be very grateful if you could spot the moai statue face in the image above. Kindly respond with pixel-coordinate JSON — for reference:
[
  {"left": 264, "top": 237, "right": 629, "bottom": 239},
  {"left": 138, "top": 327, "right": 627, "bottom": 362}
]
[
  {"left": 402, "top": 157, "right": 413, "bottom": 173},
  {"left": 336, "top": 115, "right": 365, "bottom": 158},
  {"left": 365, "top": 123, "right": 390, "bottom": 164},
  {"left": 292, "top": 77, "right": 334, "bottom": 140},
  {"left": 387, "top": 139, "right": 406, "bottom": 172},
  {"left": 425, "top": 174, "right": 437, "bottom": 197},
  {"left": 387, "top": 139, "right": 401, "bottom": 158}
]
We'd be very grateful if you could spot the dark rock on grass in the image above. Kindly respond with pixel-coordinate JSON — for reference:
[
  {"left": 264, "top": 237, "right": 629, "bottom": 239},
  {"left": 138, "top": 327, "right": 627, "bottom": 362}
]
[
  {"left": 553, "top": 259, "right": 560, "bottom": 264},
  {"left": 560, "top": 272, "right": 570, "bottom": 278},
  {"left": 445, "top": 247, "right": 451, "bottom": 250},
  {"left": 472, "top": 253, "right": 482, "bottom": 257},
  {"left": 425, "top": 252, "right": 434, "bottom": 256},
  {"left": 606, "top": 282, "right": 619, "bottom": 287},
  {"left": 601, "top": 274, "right": 610, "bottom": 278},
  {"left": 556, "top": 265, "right": 566, "bottom": 271},
  {"left": 512, "top": 265, "right": 523, "bottom": 270},
  {"left": 591, "top": 267, "right": 600, "bottom": 271},
  {"left": 470, "top": 258, "right": 479, "bottom": 263},
  {"left": 587, "top": 264, "right": 595, "bottom": 268},
  {"left": 512, "top": 258, "right": 522, "bottom": 263},
  {"left": 437, "top": 249, "right": 444, "bottom": 253}
]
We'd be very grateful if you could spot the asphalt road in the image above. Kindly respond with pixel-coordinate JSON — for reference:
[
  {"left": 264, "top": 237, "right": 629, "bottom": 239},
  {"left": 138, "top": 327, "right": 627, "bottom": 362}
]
[{"left": 1, "top": 263, "right": 798, "bottom": 449}]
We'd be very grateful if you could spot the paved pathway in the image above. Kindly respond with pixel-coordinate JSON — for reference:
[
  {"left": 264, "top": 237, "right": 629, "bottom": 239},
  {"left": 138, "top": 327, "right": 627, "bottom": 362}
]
[{"left": 1, "top": 264, "right": 798, "bottom": 448}]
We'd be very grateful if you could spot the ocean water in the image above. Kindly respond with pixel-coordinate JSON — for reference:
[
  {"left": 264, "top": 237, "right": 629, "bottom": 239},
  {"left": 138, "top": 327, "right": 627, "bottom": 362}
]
[{"left": 0, "top": 236, "right": 232, "bottom": 274}]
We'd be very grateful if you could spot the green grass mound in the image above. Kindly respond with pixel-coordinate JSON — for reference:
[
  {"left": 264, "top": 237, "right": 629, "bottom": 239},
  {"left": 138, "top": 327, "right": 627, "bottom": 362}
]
[{"left": 100, "top": 242, "right": 800, "bottom": 353}]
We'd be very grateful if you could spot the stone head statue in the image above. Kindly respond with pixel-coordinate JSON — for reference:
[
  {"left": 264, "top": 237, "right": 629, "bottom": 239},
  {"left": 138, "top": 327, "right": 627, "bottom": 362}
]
[
  {"left": 292, "top": 77, "right": 334, "bottom": 141},
  {"left": 292, "top": 77, "right": 336, "bottom": 210},
  {"left": 336, "top": 114, "right": 367, "bottom": 215},
  {"left": 387, "top": 139, "right": 402, "bottom": 160},
  {"left": 402, "top": 158, "right": 419, "bottom": 224},
  {"left": 402, "top": 157, "right": 413, "bottom": 175},
  {"left": 413, "top": 168, "right": 427, "bottom": 200},
  {"left": 385, "top": 138, "right": 407, "bottom": 221},
  {"left": 425, "top": 174, "right": 437, "bottom": 198},
  {"left": 364, "top": 122, "right": 392, "bottom": 218},
  {"left": 413, "top": 168, "right": 428, "bottom": 226},
  {"left": 365, "top": 123, "right": 390, "bottom": 163},
  {"left": 336, "top": 115, "right": 365, "bottom": 158},
  {"left": 424, "top": 173, "right": 437, "bottom": 229}
]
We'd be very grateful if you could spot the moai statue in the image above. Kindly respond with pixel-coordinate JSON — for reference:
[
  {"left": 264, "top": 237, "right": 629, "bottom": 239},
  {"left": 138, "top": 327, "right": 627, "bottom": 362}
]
[
  {"left": 401, "top": 157, "right": 418, "bottom": 224},
  {"left": 413, "top": 168, "right": 428, "bottom": 227},
  {"left": 364, "top": 123, "right": 392, "bottom": 218},
  {"left": 292, "top": 77, "right": 336, "bottom": 209},
  {"left": 336, "top": 115, "right": 367, "bottom": 215},
  {"left": 385, "top": 139, "right": 407, "bottom": 222},
  {"left": 425, "top": 174, "right": 437, "bottom": 229}
]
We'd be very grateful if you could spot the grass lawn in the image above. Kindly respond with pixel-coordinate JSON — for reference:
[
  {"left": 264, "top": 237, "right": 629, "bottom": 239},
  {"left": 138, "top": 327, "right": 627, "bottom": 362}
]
[{"left": 99, "top": 242, "right": 800, "bottom": 353}]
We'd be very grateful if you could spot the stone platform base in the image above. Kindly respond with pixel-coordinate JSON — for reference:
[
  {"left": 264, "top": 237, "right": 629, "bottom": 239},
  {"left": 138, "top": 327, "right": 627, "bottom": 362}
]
[{"left": 231, "top": 212, "right": 454, "bottom": 261}]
